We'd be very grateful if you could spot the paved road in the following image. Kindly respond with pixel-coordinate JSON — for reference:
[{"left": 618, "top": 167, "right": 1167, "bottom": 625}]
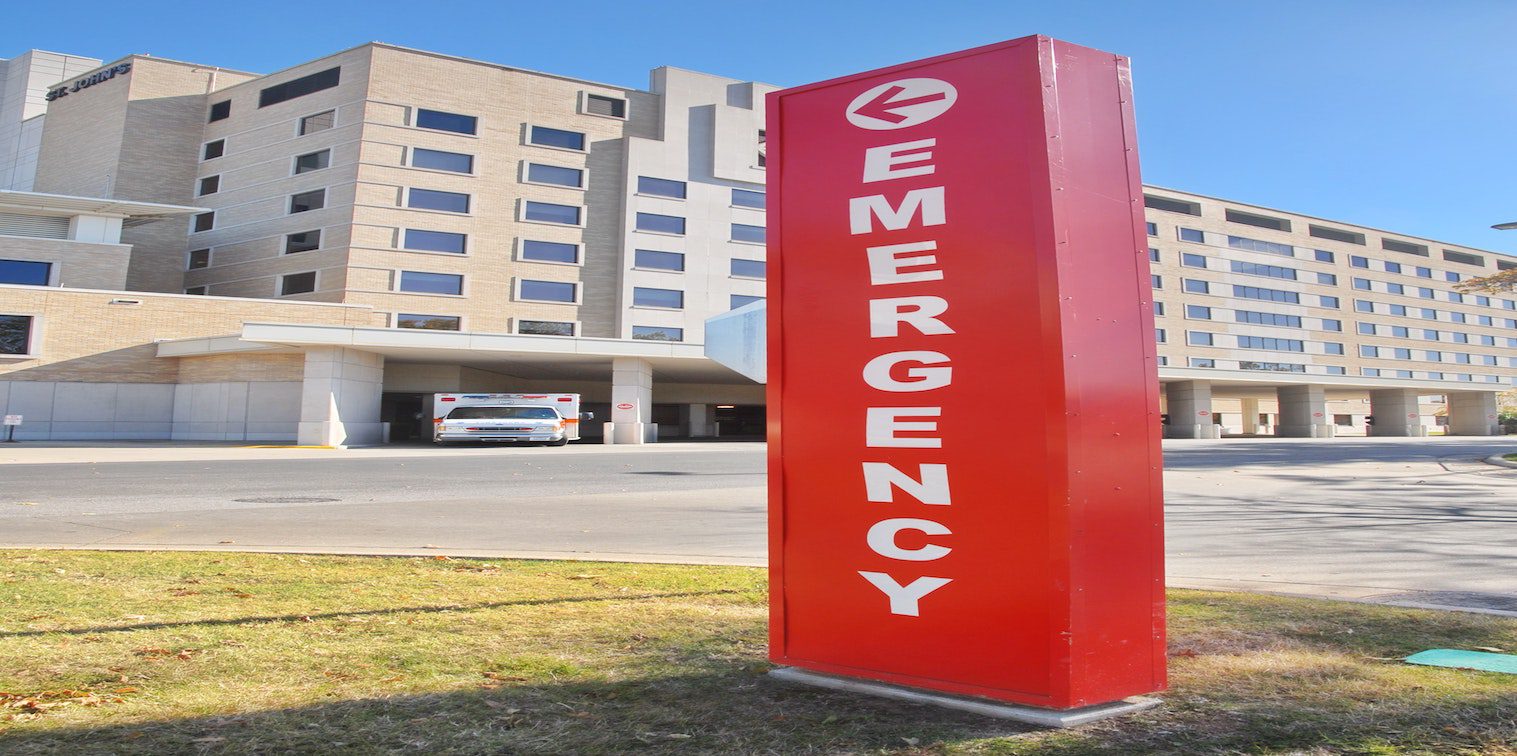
[{"left": 2, "top": 437, "right": 1513, "bottom": 612}]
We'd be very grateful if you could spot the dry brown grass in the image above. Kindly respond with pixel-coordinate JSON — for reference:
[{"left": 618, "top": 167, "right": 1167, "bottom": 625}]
[{"left": 0, "top": 550, "right": 1513, "bottom": 754}]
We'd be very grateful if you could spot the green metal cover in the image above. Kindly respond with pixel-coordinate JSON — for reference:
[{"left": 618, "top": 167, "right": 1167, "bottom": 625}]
[{"left": 1404, "top": 649, "right": 1517, "bottom": 675}]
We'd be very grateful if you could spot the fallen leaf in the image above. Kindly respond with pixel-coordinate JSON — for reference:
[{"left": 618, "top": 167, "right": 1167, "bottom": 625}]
[{"left": 218, "top": 540, "right": 235, "bottom": 544}]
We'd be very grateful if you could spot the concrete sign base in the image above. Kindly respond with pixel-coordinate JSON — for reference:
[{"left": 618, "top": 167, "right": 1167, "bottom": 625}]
[{"left": 767, "top": 667, "right": 1162, "bottom": 729}]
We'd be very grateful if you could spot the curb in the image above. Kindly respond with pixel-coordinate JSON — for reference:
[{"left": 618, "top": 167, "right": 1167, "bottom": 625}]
[{"left": 1481, "top": 454, "right": 1517, "bottom": 469}]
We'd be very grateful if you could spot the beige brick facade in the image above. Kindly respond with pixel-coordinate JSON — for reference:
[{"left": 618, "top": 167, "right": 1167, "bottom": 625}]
[
  {"left": 0, "top": 235, "right": 129, "bottom": 289},
  {"left": 0, "top": 285, "right": 380, "bottom": 383}
]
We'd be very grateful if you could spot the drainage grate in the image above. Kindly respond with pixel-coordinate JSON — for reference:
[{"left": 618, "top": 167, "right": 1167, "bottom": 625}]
[{"left": 233, "top": 496, "right": 340, "bottom": 504}]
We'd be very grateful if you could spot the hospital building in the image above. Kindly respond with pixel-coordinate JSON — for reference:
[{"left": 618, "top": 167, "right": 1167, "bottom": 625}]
[{"left": 0, "top": 43, "right": 1511, "bottom": 443}]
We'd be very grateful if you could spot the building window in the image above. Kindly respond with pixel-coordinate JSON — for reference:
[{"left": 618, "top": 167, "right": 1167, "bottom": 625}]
[
  {"left": 1148, "top": 248, "right": 1160, "bottom": 262},
  {"left": 1387, "top": 283, "right": 1404, "bottom": 295},
  {"left": 1228, "top": 235, "right": 1294, "bottom": 257},
  {"left": 1188, "top": 331, "right": 1213, "bottom": 346},
  {"left": 208, "top": 100, "right": 230, "bottom": 122},
  {"left": 584, "top": 93, "right": 627, "bottom": 118},
  {"left": 731, "top": 259, "right": 766, "bottom": 279},
  {"left": 294, "top": 149, "right": 331, "bottom": 174},
  {"left": 398, "top": 271, "right": 464, "bottom": 295},
  {"left": 289, "top": 189, "right": 326, "bottom": 213},
  {"left": 396, "top": 314, "right": 461, "bottom": 331},
  {"left": 0, "top": 314, "right": 34, "bottom": 355},
  {"left": 1145, "top": 222, "right": 1157, "bottom": 236},
  {"left": 193, "top": 212, "right": 215, "bottom": 232},
  {"left": 632, "top": 325, "right": 683, "bottom": 342},
  {"left": 525, "top": 163, "right": 584, "bottom": 188},
  {"left": 1233, "top": 285, "right": 1299, "bottom": 303},
  {"left": 1239, "top": 361, "right": 1305, "bottom": 373},
  {"left": 636, "top": 212, "right": 685, "bottom": 235},
  {"left": 184, "top": 286, "right": 207, "bottom": 296},
  {"left": 412, "top": 148, "right": 473, "bottom": 174},
  {"left": 0, "top": 260, "right": 51, "bottom": 286},
  {"left": 1320, "top": 295, "right": 1340, "bottom": 308},
  {"left": 517, "top": 320, "right": 575, "bottom": 336},
  {"left": 1443, "top": 250, "right": 1484, "bottom": 267},
  {"left": 518, "top": 279, "right": 577, "bottom": 303},
  {"left": 1360, "top": 345, "right": 1379, "bottom": 358},
  {"left": 404, "top": 229, "right": 467, "bottom": 254},
  {"left": 299, "top": 110, "right": 335, "bottom": 135},
  {"left": 1224, "top": 208, "right": 1290, "bottom": 231},
  {"left": 732, "top": 294, "right": 764, "bottom": 309},
  {"left": 1324, "top": 342, "right": 1344, "bottom": 355},
  {"left": 528, "top": 125, "right": 586, "bottom": 151},
  {"left": 187, "top": 249, "right": 210, "bottom": 270},
  {"left": 198, "top": 175, "right": 220, "bottom": 196},
  {"left": 1322, "top": 319, "right": 1341, "bottom": 331},
  {"left": 408, "top": 189, "right": 470, "bottom": 214},
  {"left": 757, "top": 129, "right": 766, "bottom": 168},
  {"left": 1314, "top": 250, "right": 1334, "bottom": 263},
  {"left": 202, "top": 140, "right": 225, "bottom": 160},
  {"left": 1353, "top": 278, "right": 1371, "bottom": 290},
  {"left": 1189, "top": 358, "right": 1215, "bottom": 368},
  {"left": 1354, "top": 300, "right": 1374, "bottom": 313},
  {"left": 733, "top": 189, "right": 766, "bottom": 209},
  {"left": 1317, "top": 272, "right": 1337, "bottom": 285},
  {"left": 1186, "top": 305, "right": 1211, "bottom": 319},
  {"left": 732, "top": 223, "right": 765, "bottom": 244},
  {"left": 259, "top": 67, "right": 340, "bottom": 108},
  {"left": 1178, "top": 228, "right": 1204, "bottom": 243},
  {"left": 280, "top": 271, "right": 316, "bottom": 295},
  {"left": 1152, "top": 275, "right": 1162, "bottom": 289},
  {"left": 1384, "top": 262, "right": 1403, "bottom": 274},
  {"left": 523, "top": 201, "right": 581, "bottom": 225},
  {"left": 637, "top": 176, "right": 687, "bottom": 199},
  {"left": 416, "top": 109, "right": 477, "bottom": 135},
  {"left": 520, "top": 239, "right": 580, "bottom": 264},
  {"left": 1309, "top": 224, "right": 1365, "bottom": 245},
  {"left": 1416, "top": 267, "right": 1433, "bottom": 278},
  {"left": 1154, "top": 302, "right": 1166, "bottom": 316},
  {"left": 1231, "top": 261, "right": 1297, "bottom": 280},
  {"left": 1144, "top": 195, "right": 1201, "bottom": 215},
  {"left": 1237, "top": 335, "right": 1304, "bottom": 352},
  {"left": 1155, "top": 328, "right": 1167, "bottom": 343},
  {"left": 1183, "top": 279, "right": 1209, "bottom": 294},
  {"left": 1181, "top": 253, "right": 1206, "bottom": 268},
  {"left": 633, "top": 287, "right": 683, "bottom": 309},
  {"left": 1389, "top": 304, "right": 1407, "bottom": 316},
  {"left": 1380, "top": 237, "right": 1429, "bottom": 258},
  {"left": 1237, "top": 311, "right": 1301, "bottom": 327},
  {"left": 634, "top": 249, "right": 684, "bottom": 271},
  {"left": 1350, "top": 256, "right": 1369, "bottom": 268},
  {"left": 1325, "top": 366, "right": 1346, "bottom": 375},
  {"left": 285, "top": 230, "right": 321, "bottom": 254}
]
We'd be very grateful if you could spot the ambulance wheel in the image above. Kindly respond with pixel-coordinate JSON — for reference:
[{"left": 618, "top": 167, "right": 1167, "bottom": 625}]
[{"left": 548, "top": 437, "right": 569, "bottom": 447}]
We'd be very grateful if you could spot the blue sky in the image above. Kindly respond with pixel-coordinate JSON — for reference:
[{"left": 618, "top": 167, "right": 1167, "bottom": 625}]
[{"left": 7, "top": 0, "right": 1516, "bottom": 253}]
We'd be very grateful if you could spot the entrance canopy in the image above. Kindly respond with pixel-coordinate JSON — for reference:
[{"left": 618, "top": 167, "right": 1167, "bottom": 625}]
[{"left": 158, "top": 323, "right": 759, "bottom": 385}]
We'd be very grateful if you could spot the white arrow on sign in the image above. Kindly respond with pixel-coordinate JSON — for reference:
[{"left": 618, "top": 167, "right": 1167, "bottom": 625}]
[{"left": 846, "top": 78, "right": 958, "bottom": 130}]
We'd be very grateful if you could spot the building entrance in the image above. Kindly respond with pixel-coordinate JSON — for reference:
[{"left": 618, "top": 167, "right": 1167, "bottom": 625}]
[{"left": 380, "top": 392, "right": 428, "bottom": 442}]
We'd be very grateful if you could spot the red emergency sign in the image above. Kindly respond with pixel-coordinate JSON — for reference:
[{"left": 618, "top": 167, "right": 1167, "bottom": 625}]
[{"left": 766, "top": 36, "right": 1165, "bottom": 710}]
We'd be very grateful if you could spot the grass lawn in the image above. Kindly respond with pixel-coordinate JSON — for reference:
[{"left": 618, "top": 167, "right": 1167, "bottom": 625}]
[{"left": 1, "top": 551, "right": 1513, "bottom": 755}]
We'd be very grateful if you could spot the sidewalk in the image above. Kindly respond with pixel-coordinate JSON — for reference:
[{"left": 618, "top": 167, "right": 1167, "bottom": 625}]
[{"left": 0, "top": 440, "right": 766, "bottom": 465}]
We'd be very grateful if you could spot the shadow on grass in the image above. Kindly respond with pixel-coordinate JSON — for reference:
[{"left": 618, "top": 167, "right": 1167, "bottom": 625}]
[
  {"left": 2, "top": 663, "right": 1513, "bottom": 755},
  {"left": 0, "top": 668, "right": 1031, "bottom": 755},
  {"left": 0, "top": 589, "right": 743, "bottom": 639}
]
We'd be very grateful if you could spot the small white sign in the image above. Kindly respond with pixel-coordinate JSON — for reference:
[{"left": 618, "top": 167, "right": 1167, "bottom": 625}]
[{"left": 3, "top": 415, "right": 21, "bottom": 426}]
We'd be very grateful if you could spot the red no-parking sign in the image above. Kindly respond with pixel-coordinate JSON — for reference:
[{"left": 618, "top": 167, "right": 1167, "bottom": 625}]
[{"left": 766, "top": 36, "right": 1165, "bottom": 709}]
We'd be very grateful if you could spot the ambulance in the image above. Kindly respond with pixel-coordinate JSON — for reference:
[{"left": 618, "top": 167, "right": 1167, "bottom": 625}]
[{"left": 431, "top": 393, "right": 584, "bottom": 446}]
